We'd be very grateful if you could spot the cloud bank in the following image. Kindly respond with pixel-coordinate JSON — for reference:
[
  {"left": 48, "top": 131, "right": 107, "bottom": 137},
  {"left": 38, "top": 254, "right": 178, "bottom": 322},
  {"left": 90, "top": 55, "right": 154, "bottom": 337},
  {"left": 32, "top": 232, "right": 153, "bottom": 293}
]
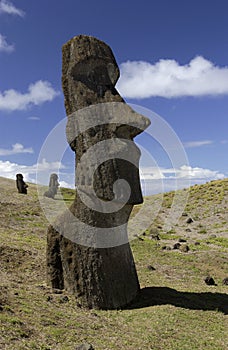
[
  {"left": 0, "top": 143, "right": 34, "bottom": 156},
  {"left": 0, "top": 0, "right": 25, "bottom": 17},
  {"left": 0, "top": 159, "right": 224, "bottom": 194},
  {"left": 59, "top": 180, "right": 75, "bottom": 189},
  {"left": 140, "top": 165, "right": 225, "bottom": 195},
  {"left": 117, "top": 56, "right": 228, "bottom": 99},
  {"left": 0, "top": 33, "right": 14, "bottom": 52},
  {"left": 183, "top": 140, "right": 213, "bottom": 148},
  {"left": 0, "top": 159, "right": 65, "bottom": 183},
  {"left": 0, "top": 81, "right": 60, "bottom": 111},
  {"left": 140, "top": 165, "right": 225, "bottom": 181}
]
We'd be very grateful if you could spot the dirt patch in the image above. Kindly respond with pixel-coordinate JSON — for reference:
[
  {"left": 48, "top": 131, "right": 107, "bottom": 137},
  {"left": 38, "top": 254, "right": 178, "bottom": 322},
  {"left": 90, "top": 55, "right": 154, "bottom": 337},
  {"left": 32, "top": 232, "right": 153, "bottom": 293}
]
[{"left": 0, "top": 246, "right": 33, "bottom": 269}]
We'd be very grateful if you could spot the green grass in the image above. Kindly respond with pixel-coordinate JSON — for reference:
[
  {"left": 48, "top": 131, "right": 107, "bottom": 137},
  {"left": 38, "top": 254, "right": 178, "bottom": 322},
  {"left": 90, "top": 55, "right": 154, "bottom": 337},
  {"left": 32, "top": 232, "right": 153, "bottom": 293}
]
[
  {"left": 0, "top": 177, "right": 227, "bottom": 349},
  {"left": 205, "top": 236, "right": 228, "bottom": 248},
  {"left": 59, "top": 187, "right": 75, "bottom": 204}
]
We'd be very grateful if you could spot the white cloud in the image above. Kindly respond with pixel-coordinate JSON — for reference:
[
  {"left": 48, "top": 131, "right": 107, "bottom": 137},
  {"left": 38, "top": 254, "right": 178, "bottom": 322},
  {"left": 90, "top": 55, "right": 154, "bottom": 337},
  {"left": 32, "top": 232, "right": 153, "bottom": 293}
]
[
  {"left": 140, "top": 165, "right": 225, "bottom": 195},
  {"left": 183, "top": 140, "right": 213, "bottom": 148},
  {"left": 0, "top": 159, "right": 66, "bottom": 183},
  {"left": 175, "top": 165, "right": 225, "bottom": 180},
  {"left": 36, "top": 159, "right": 65, "bottom": 172},
  {"left": 0, "top": 143, "right": 34, "bottom": 156},
  {"left": 140, "top": 167, "right": 165, "bottom": 180},
  {"left": 140, "top": 165, "right": 225, "bottom": 181},
  {"left": 117, "top": 56, "right": 228, "bottom": 99},
  {"left": 0, "top": 159, "right": 225, "bottom": 195},
  {"left": 0, "top": 0, "right": 25, "bottom": 17},
  {"left": 59, "top": 180, "right": 74, "bottom": 189},
  {"left": 0, "top": 80, "right": 60, "bottom": 111},
  {"left": 0, "top": 33, "right": 14, "bottom": 53}
]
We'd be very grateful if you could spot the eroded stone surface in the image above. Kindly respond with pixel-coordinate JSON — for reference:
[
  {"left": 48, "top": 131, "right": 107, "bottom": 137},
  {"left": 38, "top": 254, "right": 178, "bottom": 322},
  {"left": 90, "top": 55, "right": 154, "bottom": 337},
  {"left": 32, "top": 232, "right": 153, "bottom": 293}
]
[
  {"left": 46, "top": 35, "right": 150, "bottom": 309},
  {"left": 16, "top": 174, "right": 28, "bottom": 194},
  {"left": 44, "top": 173, "right": 59, "bottom": 199}
]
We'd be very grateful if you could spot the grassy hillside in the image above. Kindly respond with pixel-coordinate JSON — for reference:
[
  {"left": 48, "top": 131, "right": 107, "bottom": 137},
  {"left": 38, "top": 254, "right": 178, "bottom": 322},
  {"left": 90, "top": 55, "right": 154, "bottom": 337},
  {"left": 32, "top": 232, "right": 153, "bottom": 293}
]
[{"left": 0, "top": 176, "right": 227, "bottom": 350}]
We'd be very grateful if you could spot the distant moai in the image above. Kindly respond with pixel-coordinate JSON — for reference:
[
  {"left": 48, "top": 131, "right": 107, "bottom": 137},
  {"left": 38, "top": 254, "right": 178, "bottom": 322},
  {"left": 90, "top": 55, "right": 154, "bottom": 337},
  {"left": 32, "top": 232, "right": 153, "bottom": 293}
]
[
  {"left": 44, "top": 173, "right": 60, "bottom": 199},
  {"left": 16, "top": 173, "right": 28, "bottom": 194},
  {"left": 46, "top": 35, "right": 150, "bottom": 309}
]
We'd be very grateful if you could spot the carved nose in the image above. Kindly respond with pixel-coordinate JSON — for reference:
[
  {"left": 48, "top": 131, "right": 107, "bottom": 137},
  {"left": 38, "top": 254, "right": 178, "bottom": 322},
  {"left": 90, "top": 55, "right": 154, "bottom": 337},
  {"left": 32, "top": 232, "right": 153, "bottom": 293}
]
[
  {"left": 115, "top": 108, "right": 151, "bottom": 139},
  {"left": 129, "top": 109, "right": 151, "bottom": 134}
]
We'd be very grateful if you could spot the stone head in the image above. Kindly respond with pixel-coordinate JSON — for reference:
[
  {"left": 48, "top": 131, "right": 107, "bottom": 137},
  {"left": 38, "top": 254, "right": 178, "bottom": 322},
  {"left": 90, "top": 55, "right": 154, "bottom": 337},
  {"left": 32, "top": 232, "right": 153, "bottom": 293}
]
[
  {"left": 50, "top": 173, "right": 58, "bottom": 181},
  {"left": 16, "top": 173, "right": 24, "bottom": 180},
  {"left": 49, "top": 173, "right": 59, "bottom": 187},
  {"left": 63, "top": 35, "right": 150, "bottom": 206}
]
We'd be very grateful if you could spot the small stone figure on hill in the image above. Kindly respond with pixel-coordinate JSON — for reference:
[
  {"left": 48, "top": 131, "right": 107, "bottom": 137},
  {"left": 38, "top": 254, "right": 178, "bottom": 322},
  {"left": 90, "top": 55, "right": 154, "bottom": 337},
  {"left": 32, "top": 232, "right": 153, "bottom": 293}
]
[
  {"left": 16, "top": 174, "right": 28, "bottom": 194},
  {"left": 44, "top": 173, "right": 60, "bottom": 199}
]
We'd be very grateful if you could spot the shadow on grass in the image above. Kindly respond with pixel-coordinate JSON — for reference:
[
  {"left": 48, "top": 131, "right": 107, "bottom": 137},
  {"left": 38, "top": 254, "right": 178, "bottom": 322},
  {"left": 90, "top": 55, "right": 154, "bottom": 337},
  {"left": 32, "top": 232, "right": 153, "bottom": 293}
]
[{"left": 127, "top": 287, "right": 228, "bottom": 314}]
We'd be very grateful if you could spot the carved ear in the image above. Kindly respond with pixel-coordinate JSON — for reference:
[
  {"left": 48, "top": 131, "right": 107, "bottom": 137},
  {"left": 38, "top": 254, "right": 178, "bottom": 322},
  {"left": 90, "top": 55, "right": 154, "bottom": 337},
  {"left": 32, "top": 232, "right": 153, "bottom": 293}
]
[{"left": 107, "top": 63, "right": 120, "bottom": 86}]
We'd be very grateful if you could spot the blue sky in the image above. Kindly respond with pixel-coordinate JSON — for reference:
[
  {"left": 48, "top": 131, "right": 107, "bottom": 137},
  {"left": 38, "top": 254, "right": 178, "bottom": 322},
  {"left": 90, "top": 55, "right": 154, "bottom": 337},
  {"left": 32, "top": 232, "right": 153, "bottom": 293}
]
[{"left": 0, "top": 0, "right": 227, "bottom": 194}]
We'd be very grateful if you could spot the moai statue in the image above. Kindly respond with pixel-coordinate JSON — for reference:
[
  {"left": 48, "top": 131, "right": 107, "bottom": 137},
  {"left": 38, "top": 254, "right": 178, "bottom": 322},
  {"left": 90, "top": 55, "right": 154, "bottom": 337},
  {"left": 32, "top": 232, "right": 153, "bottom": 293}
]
[
  {"left": 44, "top": 173, "right": 60, "bottom": 199},
  {"left": 46, "top": 35, "right": 150, "bottom": 309},
  {"left": 16, "top": 173, "right": 28, "bottom": 194}
]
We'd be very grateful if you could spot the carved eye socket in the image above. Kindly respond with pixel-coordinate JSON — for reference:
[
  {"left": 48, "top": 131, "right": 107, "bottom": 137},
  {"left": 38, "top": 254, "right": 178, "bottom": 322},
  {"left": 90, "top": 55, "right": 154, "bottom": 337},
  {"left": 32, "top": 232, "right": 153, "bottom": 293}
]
[
  {"left": 72, "top": 65, "right": 109, "bottom": 98},
  {"left": 71, "top": 58, "right": 119, "bottom": 94}
]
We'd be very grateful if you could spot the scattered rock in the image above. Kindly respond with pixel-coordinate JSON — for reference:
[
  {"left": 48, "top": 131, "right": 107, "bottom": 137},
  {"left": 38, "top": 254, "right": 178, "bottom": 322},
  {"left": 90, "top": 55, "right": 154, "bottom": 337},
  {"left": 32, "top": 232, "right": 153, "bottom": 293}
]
[
  {"left": 162, "top": 246, "right": 171, "bottom": 251},
  {"left": 46, "top": 295, "right": 53, "bottom": 302},
  {"left": 186, "top": 218, "right": 193, "bottom": 224},
  {"left": 222, "top": 277, "right": 228, "bottom": 285},
  {"left": 185, "top": 228, "right": 192, "bottom": 232},
  {"left": 210, "top": 234, "right": 217, "bottom": 239},
  {"left": 182, "top": 212, "right": 188, "bottom": 217},
  {"left": 194, "top": 241, "right": 200, "bottom": 246},
  {"left": 91, "top": 312, "right": 98, "bottom": 317},
  {"left": 147, "top": 265, "right": 156, "bottom": 271},
  {"left": 59, "top": 296, "right": 69, "bottom": 303},
  {"left": 36, "top": 285, "right": 46, "bottom": 290},
  {"left": 179, "top": 244, "right": 190, "bottom": 253},
  {"left": 178, "top": 238, "right": 187, "bottom": 243},
  {"left": 137, "top": 236, "right": 144, "bottom": 241},
  {"left": 173, "top": 243, "right": 181, "bottom": 250},
  {"left": 204, "top": 276, "right": 216, "bottom": 286},
  {"left": 149, "top": 234, "right": 160, "bottom": 241},
  {"left": 148, "top": 227, "right": 160, "bottom": 236},
  {"left": 52, "top": 289, "right": 63, "bottom": 294},
  {"left": 75, "top": 344, "right": 94, "bottom": 350}
]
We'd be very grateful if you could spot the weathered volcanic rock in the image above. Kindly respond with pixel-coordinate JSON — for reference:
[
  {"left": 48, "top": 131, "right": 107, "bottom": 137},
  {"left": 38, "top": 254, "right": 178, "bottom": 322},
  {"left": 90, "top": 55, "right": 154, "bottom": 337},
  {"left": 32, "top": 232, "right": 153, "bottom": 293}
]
[
  {"left": 222, "top": 277, "right": 228, "bottom": 285},
  {"left": 46, "top": 35, "right": 150, "bottom": 309},
  {"left": 16, "top": 174, "right": 28, "bottom": 194},
  {"left": 44, "top": 173, "right": 59, "bottom": 199},
  {"left": 204, "top": 276, "right": 216, "bottom": 286}
]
